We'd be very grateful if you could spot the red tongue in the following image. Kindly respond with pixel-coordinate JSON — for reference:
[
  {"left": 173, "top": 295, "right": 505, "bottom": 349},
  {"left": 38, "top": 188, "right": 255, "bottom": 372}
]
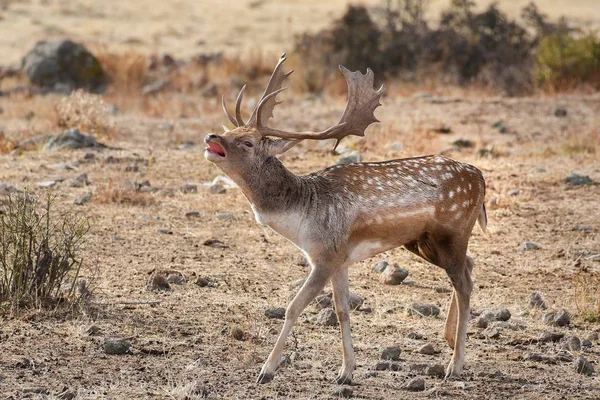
[{"left": 207, "top": 142, "right": 225, "bottom": 156}]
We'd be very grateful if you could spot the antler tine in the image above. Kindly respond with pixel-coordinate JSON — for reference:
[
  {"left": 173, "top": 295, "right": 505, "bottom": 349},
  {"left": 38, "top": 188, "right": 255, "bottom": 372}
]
[
  {"left": 256, "top": 65, "right": 385, "bottom": 150},
  {"left": 255, "top": 87, "right": 287, "bottom": 130},
  {"left": 247, "top": 53, "right": 293, "bottom": 128},
  {"left": 222, "top": 96, "right": 239, "bottom": 127},
  {"left": 234, "top": 84, "right": 247, "bottom": 126}
]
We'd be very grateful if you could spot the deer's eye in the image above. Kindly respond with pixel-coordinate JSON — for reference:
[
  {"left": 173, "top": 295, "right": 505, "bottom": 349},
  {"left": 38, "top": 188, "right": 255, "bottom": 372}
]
[{"left": 243, "top": 141, "right": 254, "bottom": 148}]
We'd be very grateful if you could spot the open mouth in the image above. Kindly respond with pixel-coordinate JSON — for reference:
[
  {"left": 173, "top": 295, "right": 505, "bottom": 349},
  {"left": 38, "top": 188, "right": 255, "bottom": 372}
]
[{"left": 205, "top": 142, "right": 226, "bottom": 157}]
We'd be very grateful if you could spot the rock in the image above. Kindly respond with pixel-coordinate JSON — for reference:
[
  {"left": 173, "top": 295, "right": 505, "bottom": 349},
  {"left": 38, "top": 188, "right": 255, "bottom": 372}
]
[
  {"left": 349, "top": 292, "right": 364, "bottom": 310},
  {"left": 426, "top": 363, "right": 445, "bottom": 377},
  {"left": 483, "top": 326, "right": 501, "bottom": 339},
  {"left": 22, "top": 387, "right": 49, "bottom": 395},
  {"left": 573, "top": 225, "right": 593, "bottom": 232},
  {"left": 434, "top": 286, "right": 452, "bottom": 294},
  {"left": 265, "top": 307, "right": 286, "bottom": 319},
  {"left": 230, "top": 326, "right": 245, "bottom": 341},
  {"left": 546, "top": 309, "right": 571, "bottom": 327},
  {"left": 52, "top": 162, "right": 75, "bottom": 171},
  {"left": 565, "top": 173, "right": 593, "bottom": 186},
  {"left": 0, "top": 182, "right": 18, "bottom": 194},
  {"left": 409, "top": 302, "right": 440, "bottom": 317},
  {"left": 508, "top": 189, "right": 520, "bottom": 196},
  {"left": 147, "top": 274, "right": 170, "bottom": 291},
  {"left": 74, "top": 193, "right": 92, "bottom": 205},
  {"left": 86, "top": 325, "right": 101, "bottom": 336},
  {"left": 417, "top": 343, "right": 436, "bottom": 355},
  {"left": 336, "top": 151, "right": 362, "bottom": 165},
  {"left": 407, "top": 332, "right": 425, "bottom": 340},
  {"left": 387, "top": 142, "right": 404, "bottom": 151},
  {"left": 573, "top": 356, "right": 594, "bottom": 376},
  {"left": 180, "top": 183, "right": 197, "bottom": 194},
  {"left": 104, "top": 337, "right": 132, "bottom": 355},
  {"left": 209, "top": 183, "right": 226, "bottom": 194},
  {"left": 452, "top": 139, "right": 474, "bottom": 148},
  {"left": 582, "top": 339, "right": 592, "bottom": 347},
  {"left": 403, "top": 377, "right": 425, "bottom": 391},
  {"left": 316, "top": 308, "right": 338, "bottom": 326},
  {"left": 68, "top": 173, "right": 90, "bottom": 187},
  {"left": 525, "top": 352, "right": 555, "bottom": 363},
  {"left": 37, "top": 180, "right": 57, "bottom": 188},
  {"left": 379, "top": 264, "right": 409, "bottom": 285},
  {"left": 44, "top": 128, "right": 106, "bottom": 151},
  {"left": 203, "top": 239, "right": 228, "bottom": 248},
  {"left": 561, "top": 336, "right": 581, "bottom": 351},
  {"left": 373, "top": 360, "right": 402, "bottom": 371},
  {"left": 372, "top": 260, "right": 389, "bottom": 273},
  {"left": 157, "top": 228, "right": 173, "bottom": 234},
  {"left": 492, "top": 120, "right": 508, "bottom": 133},
  {"left": 521, "top": 241, "right": 540, "bottom": 250},
  {"left": 332, "top": 386, "right": 353, "bottom": 398},
  {"left": 433, "top": 125, "right": 452, "bottom": 134},
  {"left": 22, "top": 40, "right": 105, "bottom": 92},
  {"left": 480, "top": 308, "right": 511, "bottom": 322},
  {"left": 166, "top": 272, "right": 186, "bottom": 284},
  {"left": 195, "top": 277, "right": 217, "bottom": 288},
  {"left": 185, "top": 211, "right": 201, "bottom": 218},
  {"left": 539, "top": 331, "right": 564, "bottom": 343},
  {"left": 141, "top": 78, "right": 169, "bottom": 95},
  {"left": 125, "top": 164, "right": 139, "bottom": 172},
  {"left": 215, "top": 212, "right": 233, "bottom": 220},
  {"left": 474, "top": 317, "right": 489, "bottom": 329},
  {"left": 554, "top": 108, "right": 567, "bottom": 117},
  {"left": 528, "top": 291, "right": 547, "bottom": 309},
  {"left": 315, "top": 293, "right": 332, "bottom": 309},
  {"left": 379, "top": 345, "right": 401, "bottom": 361}
]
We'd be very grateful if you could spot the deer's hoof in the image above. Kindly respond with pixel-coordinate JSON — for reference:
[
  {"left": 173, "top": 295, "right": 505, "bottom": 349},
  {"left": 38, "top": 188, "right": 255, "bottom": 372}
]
[
  {"left": 334, "top": 375, "right": 352, "bottom": 385},
  {"left": 256, "top": 372, "right": 274, "bottom": 384}
]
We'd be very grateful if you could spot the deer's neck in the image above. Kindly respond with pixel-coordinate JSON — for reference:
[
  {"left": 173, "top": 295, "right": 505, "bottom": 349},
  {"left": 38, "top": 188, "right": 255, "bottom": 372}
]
[{"left": 224, "top": 157, "right": 305, "bottom": 214}]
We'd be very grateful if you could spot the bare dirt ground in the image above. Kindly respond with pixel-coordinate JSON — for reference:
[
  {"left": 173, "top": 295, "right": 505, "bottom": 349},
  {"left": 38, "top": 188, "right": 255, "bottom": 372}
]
[{"left": 1, "top": 0, "right": 600, "bottom": 399}]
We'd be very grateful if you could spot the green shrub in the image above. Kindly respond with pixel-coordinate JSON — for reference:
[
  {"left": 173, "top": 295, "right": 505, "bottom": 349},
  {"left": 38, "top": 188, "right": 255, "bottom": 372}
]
[
  {"left": 0, "top": 190, "right": 89, "bottom": 314},
  {"left": 535, "top": 32, "right": 600, "bottom": 89}
]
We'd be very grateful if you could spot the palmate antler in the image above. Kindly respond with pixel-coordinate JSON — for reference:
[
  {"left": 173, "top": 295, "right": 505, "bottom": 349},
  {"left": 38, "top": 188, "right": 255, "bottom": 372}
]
[{"left": 222, "top": 53, "right": 385, "bottom": 151}]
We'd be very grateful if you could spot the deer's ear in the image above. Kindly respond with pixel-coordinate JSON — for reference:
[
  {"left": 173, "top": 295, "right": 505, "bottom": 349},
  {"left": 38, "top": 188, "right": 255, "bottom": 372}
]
[{"left": 268, "top": 139, "right": 301, "bottom": 155}]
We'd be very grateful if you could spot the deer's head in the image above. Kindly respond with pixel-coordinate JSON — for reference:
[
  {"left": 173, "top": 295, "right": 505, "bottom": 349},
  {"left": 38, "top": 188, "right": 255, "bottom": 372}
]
[{"left": 204, "top": 53, "right": 385, "bottom": 174}]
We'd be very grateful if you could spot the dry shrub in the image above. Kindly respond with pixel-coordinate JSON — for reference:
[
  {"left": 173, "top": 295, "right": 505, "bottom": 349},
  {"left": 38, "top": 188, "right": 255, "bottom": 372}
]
[
  {"left": 95, "top": 180, "right": 156, "bottom": 207},
  {"left": 0, "top": 190, "right": 89, "bottom": 314},
  {"left": 55, "top": 89, "right": 116, "bottom": 139},
  {"left": 0, "top": 132, "right": 18, "bottom": 154},
  {"left": 573, "top": 272, "right": 600, "bottom": 323},
  {"left": 95, "top": 50, "right": 149, "bottom": 93}
]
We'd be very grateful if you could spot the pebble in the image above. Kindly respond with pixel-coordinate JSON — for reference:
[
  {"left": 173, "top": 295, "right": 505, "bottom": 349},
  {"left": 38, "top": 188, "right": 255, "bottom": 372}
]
[
  {"left": 492, "top": 120, "right": 508, "bottom": 133},
  {"left": 147, "top": 274, "right": 170, "bottom": 291},
  {"left": 0, "top": 182, "right": 18, "bottom": 194},
  {"left": 349, "top": 292, "right": 364, "bottom": 310},
  {"left": 22, "top": 387, "right": 49, "bottom": 395},
  {"left": 203, "top": 239, "right": 228, "bottom": 248},
  {"left": 561, "top": 336, "right": 581, "bottom": 351},
  {"left": 407, "top": 332, "right": 425, "bottom": 340},
  {"left": 180, "top": 183, "right": 197, "bottom": 194},
  {"left": 209, "top": 183, "right": 226, "bottom": 194},
  {"left": 573, "top": 225, "right": 593, "bottom": 232},
  {"left": 418, "top": 343, "right": 436, "bottom": 355},
  {"left": 565, "top": 173, "right": 593, "bottom": 186},
  {"left": 409, "top": 302, "right": 440, "bottom": 317},
  {"left": 68, "top": 173, "right": 90, "bottom": 187},
  {"left": 230, "top": 326, "right": 245, "bottom": 341},
  {"left": 332, "top": 386, "right": 353, "bottom": 398},
  {"left": 403, "top": 377, "right": 425, "bottom": 391},
  {"left": 74, "top": 193, "right": 92, "bottom": 205},
  {"left": 379, "top": 345, "right": 401, "bottom": 361},
  {"left": 543, "top": 309, "right": 571, "bottom": 327},
  {"left": 215, "top": 212, "right": 233, "bottom": 220},
  {"left": 104, "top": 337, "right": 132, "bottom": 355},
  {"left": 484, "top": 326, "right": 501, "bottom": 339},
  {"left": 426, "top": 364, "right": 445, "bottom": 377},
  {"left": 525, "top": 352, "right": 555, "bottom": 363},
  {"left": 336, "top": 151, "right": 361, "bottom": 165},
  {"left": 372, "top": 260, "right": 389, "bottom": 273},
  {"left": 573, "top": 356, "right": 594, "bottom": 376},
  {"left": 195, "top": 277, "right": 217, "bottom": 288},
  {"left": 157, "top": 228, "right": 173, "bottom": 235},
  {"left": 166, "top": 272, "right": 186, "bottom": 284},
  {"left": 379, "top": 264, "right": 409, "bottom": 285},
  {"left": 521, "top": 241, "right": 540, "bottom": 250},
  {"left": 86, "top": 325, "right": 101, "bottom": 336},
  {"left": 539, "top": 331, "right": 564, "bottom": 343},
  {"left": 185, "top": 211, "right": 201, "bottom": 218},
  {"left": 37, "top": 180, "right": 57, "bottom": 188},
  {"left": 265, "top": 307, "right": 286, "bottom": 319},
  {"left": 554, "top": 108, "right": 567, "bottom": 117},
  {"left": 528, "top": 292, "right": 547, "bottom": 309},
  {"left": 480, "top": 308, "right": 511, "bottom": 322},
  {"left": 373, "top": 360, "right": 402, "bottom": 371},
  {"left": 582, "top": 339, "right": 592, "bottom": 347},
  {"left": 316, "top": 308, "right": 338, "bottom": 326},
  {"left": 452, "top": 139, "right": 474, "bottom": 148}
]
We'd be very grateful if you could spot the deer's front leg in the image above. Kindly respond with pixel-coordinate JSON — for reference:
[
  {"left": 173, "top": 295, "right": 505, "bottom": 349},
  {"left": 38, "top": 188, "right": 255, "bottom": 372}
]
[
  {"left": 257, "top": 266, "right": 332, "bottom": 384},
  {"left": 331, "top": 266, "right": 355, "bottom": 384}
]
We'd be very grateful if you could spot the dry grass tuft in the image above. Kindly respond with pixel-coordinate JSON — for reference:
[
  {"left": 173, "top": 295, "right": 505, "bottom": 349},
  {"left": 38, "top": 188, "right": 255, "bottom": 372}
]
[
  {"left": 95, "top": 180, "right": 156, "bottom": 207},
  {"left": 573, "top": 272, "right": 600, "bottom": 322},
  {"left": 55, "top": 89, "right": 116, "bottom": 140},
  {"left": 95, "top": 49, "right": 149, "bottom": 94}
]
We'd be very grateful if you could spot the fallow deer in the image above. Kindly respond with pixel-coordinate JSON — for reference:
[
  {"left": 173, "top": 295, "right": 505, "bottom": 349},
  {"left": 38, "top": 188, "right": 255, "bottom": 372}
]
[{"left": 204, "top": 53, "right": 487, "bottom": 384}]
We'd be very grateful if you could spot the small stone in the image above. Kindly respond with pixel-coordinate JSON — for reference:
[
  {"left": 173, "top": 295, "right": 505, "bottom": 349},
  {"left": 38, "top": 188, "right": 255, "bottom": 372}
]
[
  {"left": 209, "top": 183, "right": 226, "bottom": 194},
  {"left": 336, "top": 151, "right": 361, "bottom": 165},
  {"left": 561, "top": 336, "right": 581, "bottom": 351},
  {"left": 69, "top": 173, "right": 90, "bottom": 187},
  {"left": 388, "top": 143, "right": 404, "bottom": 151},
  {"left": 525, "top": 352, "right": 555, "bottom": 363},
  {"left": 573, "top": 225, "right": 593, "bottom": 232},
  {"left": 403, "top": 377, "right": 425, "bottom": 391},
  {"left": 582, "top": 339, "right": 592, "bottom": 347},
  {"left": 573, "top": 356, "right": 594, "bottom": 376},
  {"left": 195, "top": 277, "right": 217, "bottom": 288},
  {"left": 74, "top": 193, "right": 92, "bottom": 205},
  {"left": 158, "top": 122, "right": 174, "bottom": 131},
  {"left": 230, "top": 326, "right": 245, "bottom": 341},
  {"left": 185, "top": 211, "right": 201, "bottom": 218},
  {"left": 203, "top": 239, "right": 228, "bottom": 248},
  {"left": 166, "top": 272, "right": 187, "bottom": 284},
  {"left": 125, "top": 164, "right": 139, "bottom": 172},
  {"left": 492, "top": 120, "right": 508, "bottom": 133},
  {"left": 372, "top": 260, "right": 389, "bottom": 273},
  {"left": 565, "top": 173, "right": 593, "bottom": 186},
  {"left": 508, "top": 189, "right": 520, "bottom": 196},
  {"left": 539, "top": 331, "right": 564, "bottom": 343},
  {"left": 0, "top": 182, "right": 18, "bottom": 194},
  {"left": 407, "top": 332, "right": 425, "bottom": 340},
  {"left": 316, "top": 308, "right": 338, "bottom": 326},
  {"left": 521, "top": 241, "right": 540, "bottom": 250},
  {"left": 425, "top": 363, "right": 445, "bottom": 377},
  {"left": 480, "top": 308, "right": 511, "bottom": 322},
  {"left": 409, "top": 302, "right": 440, "bottom": 317},
  {"left": 379, "top": 264, "right": 409, "bottom": 285},
  {"left": 553, "top": 309, "right": 571, "bottom": 327},
  {"left": 483, "top": 326, "right": 501, "bottom": 339},
  {"left": 180, "top": 183, "right": 197, "bottom": 194},
  {"left": 554, "top": 108, "right": 567, "bottom": 117},
  {"left": 379, "top": 345, "right": 401, "bottom": 361},
  {"left": 265, "top": 307, "right": 286, "bottom": 319},
  {"left": 37, "top": 180, "right": 57, "bottom": 188},
  {"left": 157, "top": 228, "right": 173, "bottom": 234},
  {"left": 433, "top": 125, "right": 452, "bottom": 134},
  {"left": 215, "top": 212, "right": 233, "bottom": 220},
  {"left": 315, "top": 293, "right": 332, "bottom": 309},
  {"left": 104, "top": 337, "right": 132, "bottom": 355},
  {"left": 452, "top": 139, "right": 474, "bottom": 148},
  {"left": 86, "top": 325, "right": 101, "bottom": 336},
  {"left": 52, "top": 162, "right": 75, "bottom": 171},
  {"left": 417, "top": 343, "right": 436, "bottom": 355},
  {"left": 147, "top": 274, "right": 170, "bottom": 291},
  {"left": 434, "top": 286, "right": 452, "bottom": 294},
  {"left": 474, "top": 317, "right": 489, "bottom": 329},
  {"left": 349, "top": 292, "right": 364, "bottom": 310},
  {"left": 528, "top": 292, "right": 547, "bottom": 309},
  {"left": 373, "top": 360, "right": 402, "bottom": 371},
  {"left": 332, "top": 386, "right": 353, "bottom": 398},
  {"left": 22, "top": 387, "right": 49, "bottom": 395}
]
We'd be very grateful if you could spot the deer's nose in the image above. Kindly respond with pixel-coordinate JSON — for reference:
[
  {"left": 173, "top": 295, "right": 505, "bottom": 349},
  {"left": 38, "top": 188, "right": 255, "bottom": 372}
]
[{"left": 205, "top": 133, "right": 219, "bottom": 143}]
